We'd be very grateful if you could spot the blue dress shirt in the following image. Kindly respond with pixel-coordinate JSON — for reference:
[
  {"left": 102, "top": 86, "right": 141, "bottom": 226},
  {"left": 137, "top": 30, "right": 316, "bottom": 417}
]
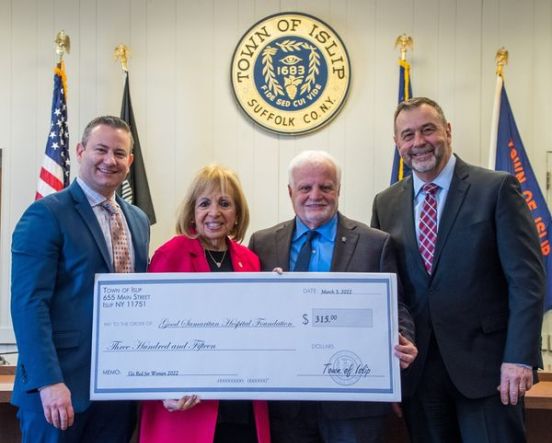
[{"left": 289, "top": 214, "right": 338, "bottom": 272}]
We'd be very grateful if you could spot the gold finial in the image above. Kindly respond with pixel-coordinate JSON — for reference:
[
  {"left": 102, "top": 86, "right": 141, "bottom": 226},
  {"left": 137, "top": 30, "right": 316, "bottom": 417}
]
[
  {"left": 55, "top": 31, "right": 70, "bottom": 61},
  {"left": 395, "top": 34, "right": 413, "bottom": 61},
  {"left": 114, "top": 44, "right": 130, "bottom": 72},
  {"left": 496, "top": 47, "right": 508, "bottom": 77}
]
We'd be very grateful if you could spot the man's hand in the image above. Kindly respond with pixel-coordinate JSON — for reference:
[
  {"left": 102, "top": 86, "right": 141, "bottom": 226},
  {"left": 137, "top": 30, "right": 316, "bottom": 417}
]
[
  {"left": 498, "top": 362, "right": 533, "bottom": 405},
  {"left": 163, "top": 395, "right": 201, "bottom": 412},
  {"left": 394, "top": 334, "right": 418, "bottom": 369},
  {"left": 391, "top": 402, "right": 403, "bottom": 418},
  {"left": 39, "top": 383, "right": 74, "bottom": 430}
]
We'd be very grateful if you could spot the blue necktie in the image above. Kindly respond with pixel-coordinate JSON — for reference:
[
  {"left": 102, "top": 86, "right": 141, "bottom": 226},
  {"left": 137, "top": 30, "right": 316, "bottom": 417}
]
[{"left": 294, "top": 230, "right": 318, "bottom": 272}]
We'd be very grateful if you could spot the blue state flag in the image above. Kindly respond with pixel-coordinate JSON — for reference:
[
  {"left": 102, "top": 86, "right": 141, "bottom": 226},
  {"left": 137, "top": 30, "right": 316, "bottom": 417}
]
[
  {"left": 494, "top": 84, "right": 552, "bottom": 310},
  {"left": 390, "top": 59, "right": 412, "bottom": 184}
]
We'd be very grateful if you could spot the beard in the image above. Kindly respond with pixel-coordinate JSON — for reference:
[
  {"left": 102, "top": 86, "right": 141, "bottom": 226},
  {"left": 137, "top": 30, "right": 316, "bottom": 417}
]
[{"left": 410, "top": 152, "right": 438, "bottom": 174}]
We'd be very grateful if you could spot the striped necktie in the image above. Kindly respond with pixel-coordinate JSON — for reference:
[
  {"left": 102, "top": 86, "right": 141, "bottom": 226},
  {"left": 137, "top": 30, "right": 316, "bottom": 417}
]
[
  {"left": 101, "top": 200, "right": 133, "bottom": 273},
  {"left": 418, "top": 183, "right": 439, "bottom": 274}
]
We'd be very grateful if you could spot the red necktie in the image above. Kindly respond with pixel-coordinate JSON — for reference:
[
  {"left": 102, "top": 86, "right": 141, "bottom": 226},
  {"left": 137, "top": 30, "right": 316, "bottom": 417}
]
[
  {"left": 419, "top": 183, "right": 439, "bottom": 274},
  {"left": 101, "top": 200, "right": 133, "bottom": 273}
]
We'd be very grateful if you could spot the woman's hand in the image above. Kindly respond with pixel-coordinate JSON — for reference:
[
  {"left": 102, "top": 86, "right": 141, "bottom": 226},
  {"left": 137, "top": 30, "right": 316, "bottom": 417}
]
[{"left": 163, "top": 395, "right": 201, "bottom": 412}]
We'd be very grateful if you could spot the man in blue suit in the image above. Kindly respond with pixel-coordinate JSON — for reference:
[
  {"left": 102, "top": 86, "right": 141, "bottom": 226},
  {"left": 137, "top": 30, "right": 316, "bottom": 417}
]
[{"left": 11, "top": 116, "right": 150, "bottom": 442}]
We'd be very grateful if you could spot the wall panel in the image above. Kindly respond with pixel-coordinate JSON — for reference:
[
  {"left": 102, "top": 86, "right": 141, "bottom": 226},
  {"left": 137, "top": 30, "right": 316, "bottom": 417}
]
[
  {"left": 0, "top": 0, "right": 13, "bottom": 341},
  {"left": 1, "top": 0, "right": 551, "bottom": 367}
]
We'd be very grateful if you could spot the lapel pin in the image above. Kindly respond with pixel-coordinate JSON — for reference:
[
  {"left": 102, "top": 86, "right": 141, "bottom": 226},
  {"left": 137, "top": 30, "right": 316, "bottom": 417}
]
[{"left": 341, "top": 236, "right": 347, "bottom": 242}]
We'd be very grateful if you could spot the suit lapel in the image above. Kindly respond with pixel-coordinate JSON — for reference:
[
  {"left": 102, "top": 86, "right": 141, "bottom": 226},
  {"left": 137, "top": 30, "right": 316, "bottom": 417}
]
[
  {"left": 118, "top": 198, "right": 147, "bottom": 271},
  {"left": 432, "top": 157, "right": 470, "bottom": 275},
  {"left": 70, "top": 182, "right": 113, "bottom": 271},
  {"left": 331, "top": 214, "right": 360, "bottom": 272},
  {"left": 275, "top": 221, "right": 294, "bottom": 271},
  {"left": 398, "top": 178, "right": 429, "bottom": 277}
]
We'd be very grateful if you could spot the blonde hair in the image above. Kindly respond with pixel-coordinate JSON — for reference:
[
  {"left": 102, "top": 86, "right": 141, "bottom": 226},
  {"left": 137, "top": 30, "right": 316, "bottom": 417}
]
[{"left": 176, "top": 164, "right": 250, "bottom": 242}]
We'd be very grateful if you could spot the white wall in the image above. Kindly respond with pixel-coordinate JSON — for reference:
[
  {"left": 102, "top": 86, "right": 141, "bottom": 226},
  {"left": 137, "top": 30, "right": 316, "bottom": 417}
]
[{"left": 1, "top": 0, "right": 551, "bottom": 367}]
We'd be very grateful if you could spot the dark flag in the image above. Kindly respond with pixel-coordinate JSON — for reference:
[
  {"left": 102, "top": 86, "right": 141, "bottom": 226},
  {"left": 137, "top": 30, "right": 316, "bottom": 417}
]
[
  {"left": 118, "top": 71, "right": 156, "bottom": 224},
  {"left": 36, "top": 61, "right": 70, "bottom": 199},
  {"left": 390, "top": 58, "right": 412, "bottom": 184},
  {"left": 491, "top": 77, "right": 552, "bottom": 310}
]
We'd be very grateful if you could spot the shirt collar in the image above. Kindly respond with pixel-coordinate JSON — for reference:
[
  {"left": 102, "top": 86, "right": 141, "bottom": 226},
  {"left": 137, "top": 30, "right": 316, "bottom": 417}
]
[
  {"left": 77, "top": 177, "right": 116, "bottom": 207},
  {"left": 413, "top": 154, "right": 456, "bottom": 198},
  {"left": 293, "top": 213, "right": 338, "bottom": 241}
]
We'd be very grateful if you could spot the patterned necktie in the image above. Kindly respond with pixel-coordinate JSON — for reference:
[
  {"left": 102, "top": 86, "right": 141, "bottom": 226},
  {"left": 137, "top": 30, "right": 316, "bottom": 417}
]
[
  {"left": 101, "top": 200, "right": 133, "bottom": 273},
  {"left": 418, "top": 183, "right": 439, "bottom": 274},
  {"left": 294, "top": 230, "right": 318, "bottom": 272}
]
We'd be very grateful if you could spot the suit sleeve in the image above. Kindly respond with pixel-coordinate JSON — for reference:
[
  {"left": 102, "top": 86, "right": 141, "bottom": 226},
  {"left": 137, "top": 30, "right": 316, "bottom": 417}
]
[
  {"left": 370, "top": 194, "right": 382, "bottom": 230},
  {"left": 248, "top": 233, "right": 257, "bottom": 255},
  {"left": 496, "top": 175, "right": 544, "bottom": 366},
  {"left": 133, "top": 208, "right": 151, "bottom": 272},
  {"left": 248, "top": 233, "right": 269, "bottom": 271},
  {"left": 11, "top": 202, "right": 65, "bottom": 391},
  {"left": 380, "top": 234, "right": 415, "bottom": 344}
]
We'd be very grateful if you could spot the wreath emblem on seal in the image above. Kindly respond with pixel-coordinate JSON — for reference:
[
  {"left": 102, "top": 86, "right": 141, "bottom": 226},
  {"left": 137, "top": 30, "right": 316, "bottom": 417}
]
[
  {"left": 261, "top": 39, "right": 321, "bottom": 101},
  {"left": 231, "top": 12, "right": 350, "bottom": 134},
  {"left": 254, "top": 35, "right": 327, "bottom": 112}
]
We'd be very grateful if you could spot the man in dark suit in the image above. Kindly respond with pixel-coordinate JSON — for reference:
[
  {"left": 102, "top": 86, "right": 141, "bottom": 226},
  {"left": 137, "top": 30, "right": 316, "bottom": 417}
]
[
  {"left": 371, "top": 97, "right": 544, "bottom": 442},
  {"left": 11, "top": 116, "right": 150, "bottom": 443},
  {"left": 249, "top": 150, "right": 417, "bottom": 443}
]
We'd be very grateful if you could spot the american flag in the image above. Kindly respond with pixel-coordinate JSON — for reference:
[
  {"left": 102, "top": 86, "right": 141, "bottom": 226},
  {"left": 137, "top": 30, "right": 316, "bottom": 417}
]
[{"left": 35, "top": 61, "right": 70, "bottom": 200}]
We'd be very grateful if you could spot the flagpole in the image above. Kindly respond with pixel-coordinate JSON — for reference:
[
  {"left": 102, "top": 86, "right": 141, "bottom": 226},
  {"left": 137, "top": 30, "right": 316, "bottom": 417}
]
[
  {"left": 55, "top": 31, "right": 70, "bottom": 100},
  {"left": 390, "top": 34, "right": 413, "bottom": 183},
  {"left": 489, "top": 48, "right": 508, "bottom": 169},
  {"left": 55, "top": 30, "right": 70, "bottom": 63},
  {"left": 395, "top": 34, "right": 413, "bottom": 101},
  {"left": 114, "top": 44, "right": 130, "bottom": 88},
  {"left": 114, "top": 44, "right": 129, "bottom": 73}
]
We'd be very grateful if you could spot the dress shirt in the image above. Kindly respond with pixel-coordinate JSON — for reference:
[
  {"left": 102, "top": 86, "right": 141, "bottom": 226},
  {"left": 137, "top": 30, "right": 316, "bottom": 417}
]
[
  {"left": 76, "top": 177, "right": 135, "bottom": 267},
  {"left": 413, "top": 155, "right": 456, "bottom": 245},
  {"left": 289, "top": 214, "right": 337, "bottom": 272}
]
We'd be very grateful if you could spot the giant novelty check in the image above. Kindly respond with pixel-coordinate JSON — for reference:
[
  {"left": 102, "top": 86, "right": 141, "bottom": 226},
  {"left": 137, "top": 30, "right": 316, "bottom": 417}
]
[{"left": 90, "top": 272, "right": 401, "bottom": 401}]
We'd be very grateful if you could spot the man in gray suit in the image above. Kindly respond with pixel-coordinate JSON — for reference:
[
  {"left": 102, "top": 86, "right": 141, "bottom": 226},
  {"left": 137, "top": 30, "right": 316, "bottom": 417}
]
[
  {"left": 371, "top": 97, "right": 544, "bottom": 442},
  {"left": 249, "top": 150, "right": 417, "bottom": 443}
]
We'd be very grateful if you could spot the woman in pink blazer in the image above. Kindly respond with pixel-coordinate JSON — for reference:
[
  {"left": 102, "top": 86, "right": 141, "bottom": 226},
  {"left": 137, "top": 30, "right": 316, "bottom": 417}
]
[{"left": 139, "top": 165, "right": 270, "bottom": 443}]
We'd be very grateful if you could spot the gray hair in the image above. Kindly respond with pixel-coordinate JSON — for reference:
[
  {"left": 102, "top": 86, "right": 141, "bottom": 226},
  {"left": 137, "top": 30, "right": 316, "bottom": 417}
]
[
  {"left": 394, "top": 97, "right": 448, "bottom": 133},
  {"left": 288, "top": 150, "right": 342, "bottom": 187}
]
